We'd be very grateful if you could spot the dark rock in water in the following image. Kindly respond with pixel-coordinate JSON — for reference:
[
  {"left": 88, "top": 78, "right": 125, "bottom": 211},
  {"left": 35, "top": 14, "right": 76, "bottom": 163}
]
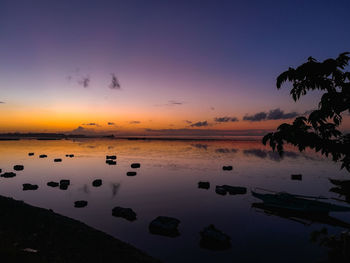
[
  {"left": 60, "top": 179, "right": 70, "bottom": 185},
  {"left": 39, "top": 154, "right": 47, "bottom": 158},
  {"left": 106, "top": 155, "right": 117, "bottom": 160},
  {"left": 13, "top": 165, "right": 24, "bottom": 171},
  {"left": 200, "top": 224, "right": 231, "bottom": 250},
  {"left": 221, "top": 185, "right": 247, "bottom": 195},
  {"left": 59, "top": 180, "right": 70, "bottom": 190},
  {"left": 23, "top": 184, "right": 39, "bottom": 191},
  {"left": 149, "top": 216, "right": 181, "bottom": 237},
  {"left": 66, "top": 154, "right": 74, "bottom": 158},
  {"left": 47, "top": 181, "right": 59, "bottom": 187},
  {"left": 291, "top": 174, "right": 302, "bottom": 180},
  {"left": 126, "top": 171, "right": 137, "bottom": 176},
  {"left": 112, "top": 207, "right": 137, "bottom": 221},
  {"left": 198, "top": 181, "right": 210, "bottom": 189},
  {"left": 1, "top": 172, "right": 16, "bottom": 178},
  {"left": 0, "top": 169, "right": 2, "bottom": 173},
  {"left": 54, "top": 158, "right": 62, "bottom": 162},
  {"left": 28, "top": 152, "right": 34, "bottom": 156},
  {"left": 215, "top": 186, "right": 227, "bottom": 195},
  {"left": 106, "top": 160, "right": 117, "bottom": 165},
  {"left": 74, "top": 200, "right": 88, "bottom": 208},
  {"left": 92, "top": 179, "right": 102, "bottom": 187},
  {"left": 131, "top": 163, "right": 141, "bottom": 168},
  {"left": 222, "top": 166, "right": 233, "bottom": 171},
  {"left": 59, "top": 184, "right": 68, "bottom": 190}
]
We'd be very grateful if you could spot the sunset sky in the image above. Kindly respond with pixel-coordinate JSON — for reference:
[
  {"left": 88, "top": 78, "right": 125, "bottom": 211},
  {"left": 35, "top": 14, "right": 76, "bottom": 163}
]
[{"left": 1, "top": 0, "right": 350, "bottom": 136}]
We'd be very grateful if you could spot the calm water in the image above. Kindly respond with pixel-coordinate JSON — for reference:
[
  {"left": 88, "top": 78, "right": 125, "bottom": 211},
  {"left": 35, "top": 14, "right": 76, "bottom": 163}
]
[{"left": 0, "top": 139, "right": 349, "bottom": 262}]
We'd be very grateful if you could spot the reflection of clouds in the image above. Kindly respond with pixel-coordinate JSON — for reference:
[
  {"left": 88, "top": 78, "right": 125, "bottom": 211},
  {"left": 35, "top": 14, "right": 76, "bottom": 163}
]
[
  {"left": 192, "top": 144, "right": 208, "bottom": 150},
  {"left": 111, "top": 183, "right": 121, "bottom": 198},
  {"left": 243, "top": 149, "right": 300, "bottom": 161},
  {"left": 215, "top": 148, "right": 239, "bottom": 153}
]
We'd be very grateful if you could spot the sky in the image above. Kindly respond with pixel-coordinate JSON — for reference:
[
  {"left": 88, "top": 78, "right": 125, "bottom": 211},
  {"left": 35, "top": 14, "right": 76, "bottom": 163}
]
[{"left": 0, "top": 0, "right": 350, "bottom": 136}]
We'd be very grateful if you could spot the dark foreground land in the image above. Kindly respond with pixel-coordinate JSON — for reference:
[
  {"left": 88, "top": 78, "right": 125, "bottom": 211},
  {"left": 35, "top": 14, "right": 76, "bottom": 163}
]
[{"left": 0, "top": 195, "right": 160, "bottom": 263}]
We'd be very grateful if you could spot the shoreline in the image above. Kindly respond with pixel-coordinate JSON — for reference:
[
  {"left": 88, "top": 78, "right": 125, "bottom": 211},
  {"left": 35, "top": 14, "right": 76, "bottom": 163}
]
[{"left": 0, "top": 195, "right": 160, "bottom": 263}]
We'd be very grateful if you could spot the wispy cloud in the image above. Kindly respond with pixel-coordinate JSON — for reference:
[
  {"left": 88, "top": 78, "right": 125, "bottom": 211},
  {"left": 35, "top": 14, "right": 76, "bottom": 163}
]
[
  {"left": 267, "top": 108, "right": 298, "bottom": 120},
  {"left": 82, "top": 122, "right": 100, "bottom": 127},
  {"left": 243, "top": 112, "right": 267, "bottom": 122},
  {"left": 155, "top": 100, "right": 185, "bottom": 107},
  {"left": 129, "top": 121, "right": 141, "bottom": 124},
  {"left": 184, "top": 120, "right": 192, "bottom": 124},
  {"left": 78, "top": 76, "right": 90, "bottom": 88},
  {"left": 243, "top": 108, "right": 298, "bottom": 122},
  {"left": 109, "top": 73, "right": 121, "bottom": 90},
  {"left": 190, "top": 121, "right": 208, "bottom": 127},
  {"left": 0, "top": 101, "right": 5, "bottom": 104},
  {"left": 214, "top": 116, "right": 239, "bottom": 123}
]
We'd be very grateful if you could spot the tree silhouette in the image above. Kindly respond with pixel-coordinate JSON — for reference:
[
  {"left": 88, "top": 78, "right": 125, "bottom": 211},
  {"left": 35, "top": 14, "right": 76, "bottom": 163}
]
[{"left": 263, "top": 52, "right": 350, "bottom": 172}]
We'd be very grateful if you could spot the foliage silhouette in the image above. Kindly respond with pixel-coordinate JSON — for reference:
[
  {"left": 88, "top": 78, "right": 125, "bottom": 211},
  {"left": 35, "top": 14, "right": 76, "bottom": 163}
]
[{"left": 263, "top": 52, "right": 350, "bottom": 172}]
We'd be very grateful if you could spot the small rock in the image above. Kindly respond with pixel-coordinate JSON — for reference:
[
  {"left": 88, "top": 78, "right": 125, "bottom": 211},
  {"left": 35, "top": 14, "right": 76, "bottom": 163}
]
[
  {"left": 131, "top": 163, "right": 141, "bottom": 168},
  {"left": 39, "top": 154, "right": 47, "bottom": 158},
  {"left": 28, "top": 153, "right": 34, "bottom": 156},
  {"left": 74, "top": 200, "right": 88, "bottom": 208},
  {"left": 69, "top": 154, "right": 74, "bottom": 158},
  {"left": 47, "top": 181, "right": 59, "bottom": 187},
  {"left": 106, "top": 155, "right": 117, "bottom": 160},
  {"left": 0, "top": 169, "right": 2, "bottom": 173},
  {"left": 291, "top": 174, "right": 302, "bottom": 180},
  {"left": 54, "top": 158, "right": 62, "bottom": 162},
  {"left": 92, "top": 179, "right": 102, "bottom": 187},
  {"left": 106, "top": 160, "right": 116, "bottom": 165},
  {"left": 23, "top": 184, "right": 39, "bottom": 191},
  {"left": 149, "top": 216, "right": 181, "bottom": 237},
  {"left": 112, "top": 207, "right": 137, "bottom": 221},
  {"left": 1, "top": 172, "right": 16, "bottom": 178},
  {"left": 59, "top": 180, "right": 70, "bottom": 190},
  {"left": 200, "top": 224, "right": 231, "bottom": 250},
  {"left": 126, "top": 171, "right": 137, "bottom": 176},
  {"left": 198, "top": 181, "right": 210, "bottom": 189},
  {"left": 215, "top": 186, "right": 227, "bottom": 195},
  {"left": 221, "top": 185, "right": 247, "bottom": 195},
  {"left": 222, "top": 166, "right": 233, "bottom": 171},
  {"left": 13, "top": 165, "right": 24, "bottom": 171}
]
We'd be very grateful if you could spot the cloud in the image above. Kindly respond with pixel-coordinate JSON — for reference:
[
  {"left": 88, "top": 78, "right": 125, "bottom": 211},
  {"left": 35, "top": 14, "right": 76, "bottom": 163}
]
[
  {"left": 214, "top": 116, "right": 239, "bottom": 123},
  {"left": 210, "top": 107, "right": 215, "bottom": 111},
  {"left": 267, "top": 108, "right": 298, "bottom": 120},
  {"left": 109, "top": 73, "right": 121, "bottom": 90},
  {"left": 0, "top": 101, "right": 5, "bottom": 104},
  {"left": 190, "top": 121, "right": 208, "bottom": 127},
  {"left": 82, "top": 123, "right": 100, "bottom": 127},
  {"left": 155, "top": 100, "right": 185, "bottom": 107},
  {"left": 107, "top": 122, "right": 115, "bottom": 125},
  {"left": 184, "top": 120, "right": 192, "bottom": 124},
  {"left": 78, "top": 76, "right": 90, "bottom": 88},
  {"left": 243, "top": 108, "right": 298, "bottom": 122},
  {"left": 243, "top": 112, "right": 267, "bottom": 122},
  {"left": 168, "top": 100, "right": 183, "bottom": 105},
  {"left": 129, "top": 121, "right": 141, "bottom": 124}
]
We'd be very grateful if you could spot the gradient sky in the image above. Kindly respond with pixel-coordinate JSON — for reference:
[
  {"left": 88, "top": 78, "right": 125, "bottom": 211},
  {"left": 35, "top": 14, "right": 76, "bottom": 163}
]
[{"left": 1, "top": 0, "right": 350, "bottom": 136}]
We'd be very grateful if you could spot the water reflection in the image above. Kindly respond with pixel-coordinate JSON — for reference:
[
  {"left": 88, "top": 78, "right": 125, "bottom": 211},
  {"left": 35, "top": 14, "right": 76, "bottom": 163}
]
[{"left": 0, "top": 139, "right": 349, "bottom": 263}]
